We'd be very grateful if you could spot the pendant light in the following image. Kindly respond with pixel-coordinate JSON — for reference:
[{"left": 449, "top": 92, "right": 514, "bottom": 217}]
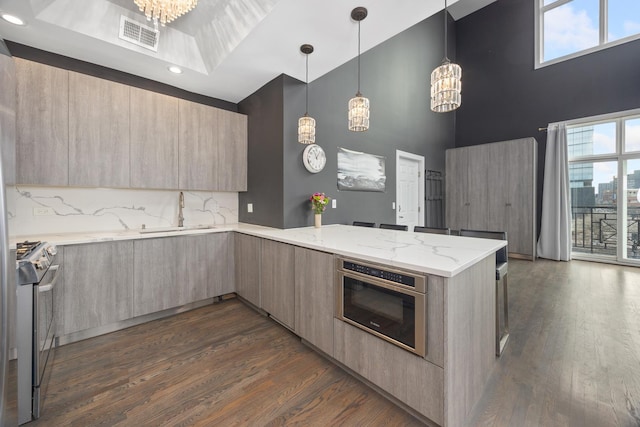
[
  {"left": 298, "top": 44, "right": 316, "bottom": 144},
  {"left": 430, "top": 0, "right": 462, "bottom": 113},
  {"left": 348, "top": 7, "right": 369, "bottom": 132}
]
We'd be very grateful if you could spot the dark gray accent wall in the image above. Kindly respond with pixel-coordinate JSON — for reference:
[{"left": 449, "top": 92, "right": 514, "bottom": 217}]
[
  {"left": 455, "top": 0, "right": 640, "bottom": 233},
  {"left": 279, "top": 12, "right": 456, "bottom": 228},
  {"left": 238, "top": 75, "right": 286, "bottom": 228}
]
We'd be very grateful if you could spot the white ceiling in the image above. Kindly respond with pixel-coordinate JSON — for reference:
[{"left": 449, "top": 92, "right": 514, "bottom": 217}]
[{"left": 0, "top": 0, "right": 494, "bottom": 103}]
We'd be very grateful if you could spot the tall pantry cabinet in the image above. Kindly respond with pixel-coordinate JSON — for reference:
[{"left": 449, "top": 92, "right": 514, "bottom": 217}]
[{"left": 445, "top": 137, "right": 537, "bottom": 260}]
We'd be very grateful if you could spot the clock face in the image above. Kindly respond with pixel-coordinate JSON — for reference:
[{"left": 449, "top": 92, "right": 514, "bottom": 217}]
[{"left": 303, "top": 144, "right": 326, "bottom": 173}]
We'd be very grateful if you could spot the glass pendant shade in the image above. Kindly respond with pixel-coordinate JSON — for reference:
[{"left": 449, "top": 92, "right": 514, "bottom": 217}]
[
  {"left": 348, "top": 93, "right": 370, "bottom": 132},
  {"left": 430, "top": 59, "right": 462, "bottom": 113},
  {"left": 298, "top": 114, "right": 316, "bottom": 144}
]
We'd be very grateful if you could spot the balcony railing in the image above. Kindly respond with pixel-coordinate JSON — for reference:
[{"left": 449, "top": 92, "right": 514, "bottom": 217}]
[{"left": 571, "top": 205, "right": 640, "bottom": 258}]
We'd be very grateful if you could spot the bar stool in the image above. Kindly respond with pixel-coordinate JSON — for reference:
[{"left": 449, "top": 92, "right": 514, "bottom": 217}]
[
  {"left": 379, "top": 224, "right": 408, "bottom": 231},
  {"left": 353, "top": 221, "right": 375, "bottom": 227},
  {"left": 414, "top": 226, "right": 451, "bottom": 235}
]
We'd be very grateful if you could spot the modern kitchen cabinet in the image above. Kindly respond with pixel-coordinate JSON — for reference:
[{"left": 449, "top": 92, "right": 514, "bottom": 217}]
[
  {"left": 14, "top": 59, "right": 248, "bottom": 191},
  {"left": 133, "top": 236, "right": 181, "bottom": 317},
  {"left": 0, "top": 54, "right": 15, "bottom": 185},
  {"left": 445, "top": 144, "right": 488, "bottom": 231},
  {"left": 69, "top": 71, "right": 130, "bottom": 188},
  {"left": 61, "top": 241, "right": 133, "bottom": 335},
  {"left": 261, "top": 239, "right": 295, "bottom": 330},
  {"left": 294, "top": 247, "right": 334, "bottom": 356},
  {"left": 217, "top": 109, "right": 248, "bottom": 191},
  {"left": 15, "top": 58, "right": 68, "bottom": 186},
  {"left": 130, "top": 87, "right": 179, "bottom": 189},
  {"left": 178, "top": 99, "right": 219, "bottom": 191},
  {"left": 234, "top": 233, "right": 262, "bottom": 307},
  {"left": 181, "top": 232, "right": 235, "bottom": 301},
  {"left": 446, "top": 138, "right": 537, "bottom": 259}
]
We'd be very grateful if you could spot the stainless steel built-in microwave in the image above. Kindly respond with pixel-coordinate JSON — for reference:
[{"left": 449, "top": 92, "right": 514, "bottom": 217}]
[{"left": 336, "top": 258, "right": 427, "bottom": 357}]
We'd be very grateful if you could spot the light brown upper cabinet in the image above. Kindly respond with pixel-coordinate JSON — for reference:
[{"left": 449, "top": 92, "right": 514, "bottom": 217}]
[
  {"left": 0, "top": 55, "right": 16, "bottom": 186},
  {"left": 130, "top": 88, "right": 179, "bottom": 189},
  {"left": 178, "top": 99, "right": 219, "bottom": 191},
  {"left": 218, "top": 108, "right": 248, "bottom": 191},
  {"left": 15, "top": 60, "right": 247, "bottom": 191},
  {"left": 15, "top": 58, "right": 69, "bottom": 186},
  {"left": 69, "top": 71, "right": 130, "bottom": 188}
]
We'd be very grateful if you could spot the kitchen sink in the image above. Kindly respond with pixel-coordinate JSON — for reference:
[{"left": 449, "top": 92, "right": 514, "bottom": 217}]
[{"left": 138, "top": 225, "right": 216, "bottom": 234}]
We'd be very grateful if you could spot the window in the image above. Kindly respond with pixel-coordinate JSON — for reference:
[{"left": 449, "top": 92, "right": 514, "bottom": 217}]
[
  {"left": 537, "top": 0, "right": 640, "bottom": 67},
  {"left": 567, "top": 108, "right": 640, "bottom": 263}
]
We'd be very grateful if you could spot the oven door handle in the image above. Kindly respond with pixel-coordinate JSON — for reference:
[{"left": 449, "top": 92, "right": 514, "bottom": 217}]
[{"left": 38, "top": 264, "right": 60, "bottom": 293}]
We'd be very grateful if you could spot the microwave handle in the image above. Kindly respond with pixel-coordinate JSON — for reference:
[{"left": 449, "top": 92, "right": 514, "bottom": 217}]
[{"left": 38, "top": 265, "right": 60, "bottom": 293}]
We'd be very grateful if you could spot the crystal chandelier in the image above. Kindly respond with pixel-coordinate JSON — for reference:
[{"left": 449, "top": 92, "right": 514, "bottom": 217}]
[
  {"left": 298, "top": 44, "right": 316, "bottom": 144},
  {"left": 430, "top": 0, "right": 462, "bottom": 113},
  {"left": 348, "top": 7, "right": 370, "bottom": 132},
  {"left": 134, "top": 0, "right": 198, "bottom": 26}
]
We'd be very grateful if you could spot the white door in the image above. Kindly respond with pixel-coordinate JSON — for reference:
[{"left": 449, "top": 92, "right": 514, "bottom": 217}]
[{"left": 396, "top": 150, "right": 425, "bottom": 229}]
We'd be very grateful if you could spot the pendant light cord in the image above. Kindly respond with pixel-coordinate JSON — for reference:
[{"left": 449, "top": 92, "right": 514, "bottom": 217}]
[
  {"left": 357, "top": 19, "right": 361, "bottom": 94},
  {"left": 443, "top": 0, "right": 448, "bottom": 61},
  {"left": 305, "top": 53, "right": 309, "bottom": 115}
]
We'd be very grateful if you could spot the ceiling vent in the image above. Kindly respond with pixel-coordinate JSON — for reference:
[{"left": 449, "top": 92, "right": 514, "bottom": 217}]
[{"left": 119, "top": 15, "right": 159, "bottom": 52}]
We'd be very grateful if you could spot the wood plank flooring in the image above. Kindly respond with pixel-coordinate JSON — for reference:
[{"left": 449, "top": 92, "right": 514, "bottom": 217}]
[
  {"left": 33, "top": 259, "right": 640, "bottom": 426},
  {"left": 33, "top": 298, "right": 424, "bottom": 426},
  {"left": 468, "top": 259, "right": 640, "bottom": 427}
]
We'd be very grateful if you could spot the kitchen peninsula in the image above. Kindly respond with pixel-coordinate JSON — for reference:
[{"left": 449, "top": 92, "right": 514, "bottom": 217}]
[{"left": 11, "top": 224, "right": 505, "bottom": 426}]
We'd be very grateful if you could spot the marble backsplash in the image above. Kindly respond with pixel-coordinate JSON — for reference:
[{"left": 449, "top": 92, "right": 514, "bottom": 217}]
[{"left": 7, "top": 186, "right": 238, "bottom": 237}]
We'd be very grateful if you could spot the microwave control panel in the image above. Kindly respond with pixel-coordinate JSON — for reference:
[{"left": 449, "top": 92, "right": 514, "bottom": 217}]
[{"left": 342, "top": 261, "right": 416, "bottom": 288}]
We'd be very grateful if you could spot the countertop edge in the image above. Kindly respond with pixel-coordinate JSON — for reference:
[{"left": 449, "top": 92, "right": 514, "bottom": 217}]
[{"left": 11, "top": 223, "right": 506, "bottom": 278}]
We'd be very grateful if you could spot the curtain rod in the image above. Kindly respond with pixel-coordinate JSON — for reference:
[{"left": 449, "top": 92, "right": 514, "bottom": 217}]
[{"left": 538, "top": 127, "right": 547, "bottom": 132}]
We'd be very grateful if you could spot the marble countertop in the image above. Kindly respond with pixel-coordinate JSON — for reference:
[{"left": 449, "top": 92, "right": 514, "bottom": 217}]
[{"left": 12, "top": 223, "right": 506, "bottom": 277}]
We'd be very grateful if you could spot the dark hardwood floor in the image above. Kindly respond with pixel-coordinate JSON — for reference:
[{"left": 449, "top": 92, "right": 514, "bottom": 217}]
[
  {"left": 34, "top": 298, "right": 424, "bottom": 426},
  {"left": 33, "top": 259, "right": 640, "bottom": 426},
  {"left": 468, "top": 259, "right": 640, "bottom": 427}
]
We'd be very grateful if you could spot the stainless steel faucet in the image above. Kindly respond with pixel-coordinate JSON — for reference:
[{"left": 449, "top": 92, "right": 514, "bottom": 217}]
[{"left": 178, "top": 191, "right": 185, "bottom": 227}]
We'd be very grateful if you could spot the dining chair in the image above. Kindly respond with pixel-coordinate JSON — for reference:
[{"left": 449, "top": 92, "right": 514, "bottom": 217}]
[
  {"left": 379, "top": 223, "right": 408, "bottom": 231},
  {"left": 459, "top": 229, "right": 509, "bottom": 356},
  {"left": 353, "top": 221, "right": 376, "bottom": 227},
  {"left": 414, "top": 226, "right": 451, "bottom": 235}
]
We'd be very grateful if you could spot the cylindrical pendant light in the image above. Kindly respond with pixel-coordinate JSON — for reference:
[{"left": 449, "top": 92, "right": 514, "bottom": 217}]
[
  {"left": 298, "top": 44, "right": 316, "bottom": 144},
  {"left": 430, "top": 0, "right": 462, "bottom": 113},
  {"left": 348, "top": 7, "right": 369, "bottom": 132}
]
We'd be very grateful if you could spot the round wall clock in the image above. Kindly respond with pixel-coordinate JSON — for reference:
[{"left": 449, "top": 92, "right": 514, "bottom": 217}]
[{"left": 302, "top": 144, "right": 326, "bottom": 173}]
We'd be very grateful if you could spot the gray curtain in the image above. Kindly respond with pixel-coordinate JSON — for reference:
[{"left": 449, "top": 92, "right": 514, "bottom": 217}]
[{"left": 537, "top": 123, "right": 572, "bottom": 261}]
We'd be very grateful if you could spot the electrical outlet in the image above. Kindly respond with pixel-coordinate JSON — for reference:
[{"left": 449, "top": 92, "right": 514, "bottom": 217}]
[
  {"left": 33, "top": 207, "right": 54, "bottom": 216},
  {"left": 247, "top": 203, "right": 253, "bottom": 213},
  {"left": 392, "top": 202, "right": 396, "bottom": 210},
  {"left": 332, "top": 199, "right": 337, "bottom": 209}
]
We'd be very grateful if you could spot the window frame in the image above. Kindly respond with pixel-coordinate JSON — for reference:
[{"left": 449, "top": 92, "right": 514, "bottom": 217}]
[
  {"left": 564, "top": 107, "right": 640, "bottom": 264},
  {"left": 535, "top": 0, "right": 640, "bottom": 69}
]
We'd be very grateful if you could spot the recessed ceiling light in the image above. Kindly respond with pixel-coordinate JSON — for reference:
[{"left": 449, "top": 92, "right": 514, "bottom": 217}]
[
  {"left": 1, "top": 13, "right": 25, "bottom": 26},
  {"left": 168, "top": 65, "right": 183, "bottom": 74}
]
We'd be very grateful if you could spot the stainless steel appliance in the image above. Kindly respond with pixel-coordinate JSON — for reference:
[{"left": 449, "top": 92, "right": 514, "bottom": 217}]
[
  {"left": 16, "top": 241, "right": 60, "bottom": 424},
  {"left": 336, "top": 257, "right": 427, "bottom": 357}
]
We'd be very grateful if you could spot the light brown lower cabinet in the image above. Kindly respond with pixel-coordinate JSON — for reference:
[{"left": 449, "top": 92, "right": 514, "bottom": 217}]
[
  {"left": 294, "top": 247, "right": 334, "bottom": 356},
  {"left": 260, "top": 240, "right": 295, "bottom": 330},
  {"left": 61, "top": 241, "right": 133, "bottom": 335},
  {"left": 55, "top": 233, "right": 234, "bottom": 339},
  {"left": 234, "top": 233, "right": 262, "bottom": 307},
  {"left": 134, "top": 233, "right": 235, "bottom": 317}
]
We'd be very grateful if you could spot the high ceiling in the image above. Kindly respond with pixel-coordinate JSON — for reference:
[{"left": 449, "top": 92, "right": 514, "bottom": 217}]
[{"left": 0, "top": 0, "right": 494, "bottom": 103}]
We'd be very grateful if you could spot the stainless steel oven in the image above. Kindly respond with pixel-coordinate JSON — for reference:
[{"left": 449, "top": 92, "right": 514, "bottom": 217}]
[
  {"left": 336, "top": 257, "right": 427, "bottom": 357},
  {"left": 16, "top": 241, "right": 60, "bottom": 424}
]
